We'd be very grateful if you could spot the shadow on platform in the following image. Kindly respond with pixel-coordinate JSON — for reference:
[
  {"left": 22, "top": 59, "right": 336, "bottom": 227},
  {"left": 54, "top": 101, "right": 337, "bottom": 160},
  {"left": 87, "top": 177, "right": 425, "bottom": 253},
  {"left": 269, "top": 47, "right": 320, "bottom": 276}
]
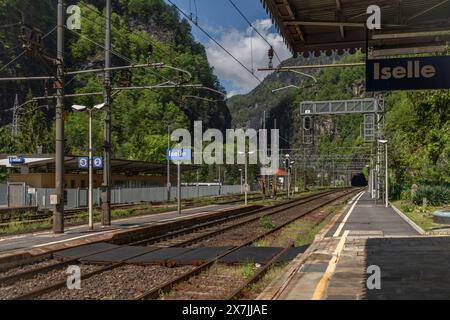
[{"left": 364, "top": 237, "right": 450, "bottom": 300}]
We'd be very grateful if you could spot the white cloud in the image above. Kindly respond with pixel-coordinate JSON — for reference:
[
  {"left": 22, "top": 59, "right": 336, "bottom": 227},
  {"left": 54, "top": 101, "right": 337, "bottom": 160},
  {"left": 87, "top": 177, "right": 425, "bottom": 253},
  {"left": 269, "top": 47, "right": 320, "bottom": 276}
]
[{"left": 205, "top": 19, "right": 291, "bottom": 96}]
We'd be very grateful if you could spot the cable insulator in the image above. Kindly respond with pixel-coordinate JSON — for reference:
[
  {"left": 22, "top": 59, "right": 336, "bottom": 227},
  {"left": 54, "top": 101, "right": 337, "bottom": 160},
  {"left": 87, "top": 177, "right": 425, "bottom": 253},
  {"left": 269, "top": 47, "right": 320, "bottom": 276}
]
[{"left": 268, "top": 46, "right": 274, "bottom": 69}]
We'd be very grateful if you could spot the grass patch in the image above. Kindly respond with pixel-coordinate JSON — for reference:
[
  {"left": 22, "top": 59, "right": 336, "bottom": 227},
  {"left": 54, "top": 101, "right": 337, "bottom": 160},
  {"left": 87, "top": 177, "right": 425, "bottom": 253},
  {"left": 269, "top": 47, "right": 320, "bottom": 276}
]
[
  {"left": 393, "top": 200, "right": 450, "bottom": 231},
  {"left": 241, "top": 262, "right": 256, "bottom": 278},
  {"left": 0, "top": 218, "right": 52, "bottom": 235},
  {"left": 256, "top": 203, "right": 346, "bottom": 248},
  {"left": 260, "top": 216, "right": 274, "bottom": 230},
  {"left": 244, "top": 264, "right": 287, "bottom": 298}
]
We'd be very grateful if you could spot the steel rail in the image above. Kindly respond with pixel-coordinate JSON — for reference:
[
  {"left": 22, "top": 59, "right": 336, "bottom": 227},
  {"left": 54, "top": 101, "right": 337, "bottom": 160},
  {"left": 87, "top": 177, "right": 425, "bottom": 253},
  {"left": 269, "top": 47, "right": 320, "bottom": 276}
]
[{"left": 128, "top": 190, "right": 338, "bottom": 246}]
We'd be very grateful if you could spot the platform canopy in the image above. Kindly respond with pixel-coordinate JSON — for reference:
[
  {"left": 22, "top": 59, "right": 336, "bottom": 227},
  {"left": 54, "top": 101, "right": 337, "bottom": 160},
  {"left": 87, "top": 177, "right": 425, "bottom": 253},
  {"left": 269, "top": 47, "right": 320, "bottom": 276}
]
[
  {"left": 261, "top": 0, "right": 450, "bottom": 56},
  {"left": 0, "top": 154, "right": 198, "bottom": 175}
]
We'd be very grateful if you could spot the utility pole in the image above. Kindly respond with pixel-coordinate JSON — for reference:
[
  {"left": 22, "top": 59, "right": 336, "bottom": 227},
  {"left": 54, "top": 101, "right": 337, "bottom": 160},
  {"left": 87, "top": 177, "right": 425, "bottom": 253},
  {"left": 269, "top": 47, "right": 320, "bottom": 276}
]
[
  {"left": 88, "top": 109, "right": 93, "bottom": 229},
  {"left": 385, "top": 142, "right": 389, "bottom": 207},
  {"left": 263, "top": 110, "right": 267, "bottom": 199},
  {"left": 273, "top": 119, "right": 277, "bottom": 197},
  {"left": 177, "top": 162, "right": 181, "bottom": 214},
  {"left": 54, "top": 0, "right": 65, "bottom": 233},
  {"left": 102, "top": 0, "right": 112, "bottom": 226},
  {"left": 11, "top": 94, "right": 19, "bottom": 137},
  {"left": 167, "top": 124, "right": 171, "bottom": 201}
]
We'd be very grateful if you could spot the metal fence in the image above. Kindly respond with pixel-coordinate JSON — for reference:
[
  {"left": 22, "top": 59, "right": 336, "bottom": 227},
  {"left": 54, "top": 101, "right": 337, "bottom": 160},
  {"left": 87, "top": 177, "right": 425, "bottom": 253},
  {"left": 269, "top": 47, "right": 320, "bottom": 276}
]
[
  {"left": 7, "top": 185, "right": 244, "bottom": 210},
  {"left": 0, "top": 184, "right": 6, "bottom": 206}
]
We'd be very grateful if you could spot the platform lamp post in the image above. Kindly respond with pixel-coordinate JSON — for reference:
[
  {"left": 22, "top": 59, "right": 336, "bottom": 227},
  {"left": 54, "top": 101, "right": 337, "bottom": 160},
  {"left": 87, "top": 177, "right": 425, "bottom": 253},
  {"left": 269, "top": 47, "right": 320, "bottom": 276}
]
[
  {"left": 284, "top": 154, "right": 290, "bottom": 199},
  {"left": 238, "top": 151, "right": 255, "bottom": 205},
  {"left": 72, "top": 103, "right": 105, "bottom": 230},
  {"left": 239, "top": 168, "right": 243, "bottom": 194},
  {"left": 378, "top": 140, "right": 389, "bottom": 208},
  {"left": 290, "top": 160, "right": 295, "bottom": 197}
]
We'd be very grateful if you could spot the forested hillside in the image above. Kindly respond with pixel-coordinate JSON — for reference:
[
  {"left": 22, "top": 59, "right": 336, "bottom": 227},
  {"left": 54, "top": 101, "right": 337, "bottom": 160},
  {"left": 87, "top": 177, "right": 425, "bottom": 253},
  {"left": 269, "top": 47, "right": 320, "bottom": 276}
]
[{"left": 0, "top": 0, "right": 230, "bottom": 162}]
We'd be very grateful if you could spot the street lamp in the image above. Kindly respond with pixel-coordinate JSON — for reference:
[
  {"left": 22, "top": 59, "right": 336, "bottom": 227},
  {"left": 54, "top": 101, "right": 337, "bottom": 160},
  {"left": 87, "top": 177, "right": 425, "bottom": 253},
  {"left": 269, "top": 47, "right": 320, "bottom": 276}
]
[
  {"left": 284, "top": 154, "right": 290, "bottom": 199},
  {"left": 238, "top": 151, "right": 255, "bottom": 205},
  {"left": 378, "top": 139, "right": 389, "bottom": 208},
  {"left": 72, "top": 103, "right": 105, "bottom": 230},
  {"left": 290, "top": 160, "right": 295, "bottom": 197},
  {"left": 239, "top": 168, "right": 243, "bottom": 194}
]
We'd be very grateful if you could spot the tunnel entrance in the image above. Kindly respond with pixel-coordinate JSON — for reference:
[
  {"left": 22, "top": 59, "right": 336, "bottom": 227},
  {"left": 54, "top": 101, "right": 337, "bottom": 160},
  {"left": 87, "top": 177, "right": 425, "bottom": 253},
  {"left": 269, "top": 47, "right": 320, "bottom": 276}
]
[{"left": 351, "top": 173, "right": 368, "bottom": 187}]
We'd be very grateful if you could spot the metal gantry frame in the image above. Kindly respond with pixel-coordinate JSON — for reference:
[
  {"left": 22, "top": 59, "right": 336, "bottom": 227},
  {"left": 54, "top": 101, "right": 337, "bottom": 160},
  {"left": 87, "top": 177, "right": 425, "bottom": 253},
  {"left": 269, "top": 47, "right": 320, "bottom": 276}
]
[{"left": 297, "top": 97, "right": 387, "bottom": 199}]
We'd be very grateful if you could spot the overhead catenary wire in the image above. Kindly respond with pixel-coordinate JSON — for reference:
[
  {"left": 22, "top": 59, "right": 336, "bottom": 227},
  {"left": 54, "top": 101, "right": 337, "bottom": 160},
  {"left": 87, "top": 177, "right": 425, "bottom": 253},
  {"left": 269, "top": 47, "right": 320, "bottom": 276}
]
[
  {"left": 165, "top": 0, "right": 264, "bottom": 86},
  {"left": 227, "top": 0, "right": 282, "bottom": 65},
  {"left": 66, "top": 25, "right": 226, "bottom": 101},
  {"left": 66, "top": 27, "right": 177, "bottom": 84},
  {"left": 70, "top": 7, "right": 185, "bottom": 85},
  {"left": 78, "top": 2, "right": 174, "bottom": 63},
  {"left": 77, "top": 2, "right": 228, "bottom": 97}
]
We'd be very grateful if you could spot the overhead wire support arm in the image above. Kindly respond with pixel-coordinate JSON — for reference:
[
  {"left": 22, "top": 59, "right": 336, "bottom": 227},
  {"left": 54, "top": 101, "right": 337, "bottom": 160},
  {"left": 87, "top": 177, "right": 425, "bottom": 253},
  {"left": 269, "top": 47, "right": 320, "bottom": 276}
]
[
  {"left": 65, "top": 63, "right": 165, "bottom": 76},
  {"left": 0, "top": 76, "right": 55, "bottom": 81},
  {"left": 258, "top": 62, "right": 365, "bottom": 71},
  {"left": 165, "top": 0, "right": 264, "bottom": 86}
]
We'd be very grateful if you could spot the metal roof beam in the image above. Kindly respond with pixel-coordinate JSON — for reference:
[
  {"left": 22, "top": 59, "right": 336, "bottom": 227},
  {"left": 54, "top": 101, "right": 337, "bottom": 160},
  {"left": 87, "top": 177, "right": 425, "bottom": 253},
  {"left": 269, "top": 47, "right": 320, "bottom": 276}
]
[
  {"left": 278, "top": 0, "right": 305, "bottom": 42},
  {"left": 407, "top": 0, "right": 450, "bottom": 22},
  {"left": 336, "top": 0, "right": 345, "bottom": 39},
  {"left": 285, "top": 20, "right": 365, "bottom": 28}
]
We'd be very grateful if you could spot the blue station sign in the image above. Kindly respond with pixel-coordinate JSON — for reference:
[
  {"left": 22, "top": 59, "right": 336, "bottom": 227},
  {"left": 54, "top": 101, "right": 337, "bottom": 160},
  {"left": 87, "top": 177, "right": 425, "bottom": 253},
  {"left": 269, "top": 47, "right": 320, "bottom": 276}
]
[
  {"left": 77, "top": 157, "right": 89, "bottom": 169},
  {"left": 77, "top": 156, "right": 104, "bottom": 170},
  {"left": 167, "top": 148, "right": 192, "bottom": 161},
  {"left": 366, "top": 55, "right": 450, "bottom": 92},
  {"left": 8, "top": 156, "right": 25, "bottom": 165},
  {"left": 92, "top": 156, "right": 103, "bottom": 169}
]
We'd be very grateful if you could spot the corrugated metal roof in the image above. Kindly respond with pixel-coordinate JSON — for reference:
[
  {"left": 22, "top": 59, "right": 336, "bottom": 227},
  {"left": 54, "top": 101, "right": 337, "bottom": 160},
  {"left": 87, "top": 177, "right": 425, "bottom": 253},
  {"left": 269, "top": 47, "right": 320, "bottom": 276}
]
[{"left": 261, "top": 0, "right": 450, "bottom": 56}]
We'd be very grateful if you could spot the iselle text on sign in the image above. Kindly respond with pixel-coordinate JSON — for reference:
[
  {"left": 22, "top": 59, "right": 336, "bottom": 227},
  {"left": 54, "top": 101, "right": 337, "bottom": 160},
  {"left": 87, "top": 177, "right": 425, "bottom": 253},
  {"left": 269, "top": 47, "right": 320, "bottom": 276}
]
[
  {"left": 366, "top": 56, "right": 450, "bottom": 92},
  {"left": 167, "top": 148, "right": 192, "bottom": 161}
]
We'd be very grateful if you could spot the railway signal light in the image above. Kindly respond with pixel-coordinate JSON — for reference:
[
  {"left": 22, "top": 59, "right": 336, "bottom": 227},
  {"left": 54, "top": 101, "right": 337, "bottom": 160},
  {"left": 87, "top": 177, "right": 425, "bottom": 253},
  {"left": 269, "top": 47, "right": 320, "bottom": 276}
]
[{"left": 303, "top": 116, "right": 312, "bottom": 130}]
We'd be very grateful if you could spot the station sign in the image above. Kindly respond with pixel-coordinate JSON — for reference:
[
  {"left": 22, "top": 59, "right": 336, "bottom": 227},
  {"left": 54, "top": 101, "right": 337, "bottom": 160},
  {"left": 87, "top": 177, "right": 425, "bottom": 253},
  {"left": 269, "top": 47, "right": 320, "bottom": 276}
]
[
  {"left": 366, "top": 55, "right": 450, "bottom": 92},
  {"left": 167, "top": 148, "right": 192, "bottom": 161},
  {"left": 92, "top": 156, "right": 103, "bottom": 169},
  {"left": 8, "top": 156, "right": 25, "bottom": 165},
  {"left": 77, "top": 157, "right": 89, "bottom": 169},
  {"left": 77, "top": 156, "right": 104, "bottom": 169}
]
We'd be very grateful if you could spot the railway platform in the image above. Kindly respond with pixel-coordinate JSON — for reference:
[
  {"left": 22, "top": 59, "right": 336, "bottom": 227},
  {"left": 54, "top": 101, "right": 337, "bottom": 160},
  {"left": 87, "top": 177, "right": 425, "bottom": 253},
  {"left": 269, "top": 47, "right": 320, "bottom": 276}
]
[
  {"left": 0, "top": 203, "right": 241, "bottom": 263},
  {"left": 258, "top": 192, "right": 450, "bottom": 300}
]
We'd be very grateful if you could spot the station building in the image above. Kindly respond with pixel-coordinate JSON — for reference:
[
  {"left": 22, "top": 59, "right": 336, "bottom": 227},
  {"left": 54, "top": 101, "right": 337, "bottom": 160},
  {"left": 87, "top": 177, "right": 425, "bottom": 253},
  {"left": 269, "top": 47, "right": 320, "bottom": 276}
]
[{"left": 0, "top": 154, "right": 195, "bottom": 188}]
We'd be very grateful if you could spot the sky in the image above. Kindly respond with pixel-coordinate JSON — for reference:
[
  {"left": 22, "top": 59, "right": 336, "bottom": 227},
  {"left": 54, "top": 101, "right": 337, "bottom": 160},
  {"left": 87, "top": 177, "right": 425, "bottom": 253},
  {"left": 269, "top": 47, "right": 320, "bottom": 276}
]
[{"left": 164, "top": 0, "right": 292, "bottom": 97}]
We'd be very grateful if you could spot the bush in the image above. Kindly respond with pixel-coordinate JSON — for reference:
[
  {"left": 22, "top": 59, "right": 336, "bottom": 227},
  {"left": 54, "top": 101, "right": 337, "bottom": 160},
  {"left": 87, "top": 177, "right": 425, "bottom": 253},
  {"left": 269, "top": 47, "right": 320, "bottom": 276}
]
[
  {"left": 412, "top": 185, "right": 450, "bottom": 206},
  {"left": 400, "top": 202, "right": 415, "bottom": 213},
  {"left": 389, "top": 182, "right": 410, "bottom": 201}
]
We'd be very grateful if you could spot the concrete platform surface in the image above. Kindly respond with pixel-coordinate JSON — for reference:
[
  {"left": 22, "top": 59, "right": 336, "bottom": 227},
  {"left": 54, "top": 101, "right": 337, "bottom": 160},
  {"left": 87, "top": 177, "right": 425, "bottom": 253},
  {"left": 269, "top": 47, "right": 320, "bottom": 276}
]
[{"left": 258, "top": 192, "right": 450, "bottom": 300}]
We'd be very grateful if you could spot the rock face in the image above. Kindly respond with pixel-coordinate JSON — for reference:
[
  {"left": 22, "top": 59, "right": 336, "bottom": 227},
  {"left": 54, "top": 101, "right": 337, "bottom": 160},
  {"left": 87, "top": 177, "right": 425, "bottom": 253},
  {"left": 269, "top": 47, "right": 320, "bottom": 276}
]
[{"left": 227, "top": 55, "right": 336, "bottom": 130}]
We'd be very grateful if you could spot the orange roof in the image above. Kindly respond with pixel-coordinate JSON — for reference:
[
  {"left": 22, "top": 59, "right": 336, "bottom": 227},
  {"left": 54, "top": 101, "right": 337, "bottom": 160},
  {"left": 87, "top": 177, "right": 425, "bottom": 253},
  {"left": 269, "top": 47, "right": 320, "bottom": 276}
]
[{"left": 276, "top": 169, "right": 287, "bottom": 177}]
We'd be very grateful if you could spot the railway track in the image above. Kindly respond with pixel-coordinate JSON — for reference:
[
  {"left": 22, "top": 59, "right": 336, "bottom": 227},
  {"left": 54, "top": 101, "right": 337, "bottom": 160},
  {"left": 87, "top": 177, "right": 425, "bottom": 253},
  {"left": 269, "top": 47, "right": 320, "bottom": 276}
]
[
  {"left": 135, "top": 188, "right": 360, "bottom": 300},
  {"left": 0, "top": 190, "right": 323, "bottom": 287},
  {"left": 0, "top": 188, "right": 359, "bottom": 300}
]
